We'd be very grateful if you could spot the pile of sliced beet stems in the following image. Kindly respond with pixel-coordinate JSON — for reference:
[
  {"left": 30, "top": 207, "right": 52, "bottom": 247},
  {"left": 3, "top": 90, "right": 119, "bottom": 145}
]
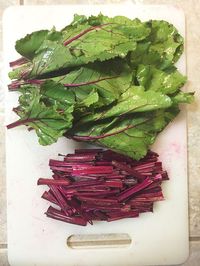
[{"left": 38, "top": 149, "right": 168, "bottom": 226}]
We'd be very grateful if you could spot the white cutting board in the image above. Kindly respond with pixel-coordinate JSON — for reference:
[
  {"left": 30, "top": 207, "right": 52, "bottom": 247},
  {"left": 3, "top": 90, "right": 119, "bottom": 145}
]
[{"left": 3, "top": 4, "right": 188, "bottom": 266}]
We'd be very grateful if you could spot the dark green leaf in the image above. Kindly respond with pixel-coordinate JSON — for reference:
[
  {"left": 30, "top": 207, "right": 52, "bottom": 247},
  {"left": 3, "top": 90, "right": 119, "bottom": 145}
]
[
  {"left": 69, "top": 108, "right": 178, "bottom": 160},
  {"left": 172, "top": 91, "right": 195, "bottom": 104},
  {"left": 15, "top": 28, "right": 62, "bottom": 60},
  {"left": 16, "top": 86, "right": 74, "bottom": 145},
  {"left": 136, "top": 65, "right": 187, "bottom": 94}
]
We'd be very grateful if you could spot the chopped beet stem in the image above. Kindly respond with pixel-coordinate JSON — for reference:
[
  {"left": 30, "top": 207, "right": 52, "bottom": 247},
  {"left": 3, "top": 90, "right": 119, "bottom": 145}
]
[
  {"left": 41, "top": 191, "right": 58, "bottom": 205},
  {"left": 118, "top": 178, "right": 153, "bottom": 202},
  {"left": 72, "top": 166, "right": 114, "bottom": 175},
  {"left": 38, "top": 149, "right": 168, "bottom": 226},
  {"left": 112, "top": 161, "right": 144, "bottom": 181},
  {"left": 48, "top": 185, "right": 72, "bottom": 216},
  {"left": 45, "top": 206, "right": 87, "bottom": 226},
  {"left": 37, "top": 178, "right": 71, "bottom": 186}
]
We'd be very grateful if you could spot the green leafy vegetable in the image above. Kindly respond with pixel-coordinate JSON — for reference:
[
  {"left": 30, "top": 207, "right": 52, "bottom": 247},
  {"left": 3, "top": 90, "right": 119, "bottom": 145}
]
[
  {"left": 136, "top": 65, "right": 186, "bottom": 94},
  {"left": 130, "top": 20, "right": 184, "bottom": 69},
  {"left": 10, "top": 14, "right": 150, "bottom": 79},
  {"left": 7, "top": 14, "right": 194, "bottom": 160},
  {"left": 69, "top": 108, "right": 178, "bottom": 160},
  {"left": 8, "top": 86, "right": 74, "bottom": 145},
  {"left": 15, "top": 29, "right": 62, "bottom": 60}
]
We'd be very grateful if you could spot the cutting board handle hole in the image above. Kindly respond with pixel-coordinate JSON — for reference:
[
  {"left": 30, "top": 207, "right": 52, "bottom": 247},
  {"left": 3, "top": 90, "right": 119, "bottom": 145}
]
[{"left": 67, "top": 233, "right": 132, "bottom": 249}]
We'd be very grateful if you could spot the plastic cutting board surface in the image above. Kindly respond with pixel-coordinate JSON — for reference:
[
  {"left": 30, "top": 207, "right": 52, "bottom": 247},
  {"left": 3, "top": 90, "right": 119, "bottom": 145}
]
[{"left": 3, "top": 4, "right": 188, "bottom": 266}]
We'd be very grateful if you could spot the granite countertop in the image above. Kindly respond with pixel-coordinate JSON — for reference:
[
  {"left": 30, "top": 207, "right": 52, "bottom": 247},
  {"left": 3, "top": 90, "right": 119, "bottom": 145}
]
[{"left": 0, "top": 0, "right": 200, "bottom": 265}]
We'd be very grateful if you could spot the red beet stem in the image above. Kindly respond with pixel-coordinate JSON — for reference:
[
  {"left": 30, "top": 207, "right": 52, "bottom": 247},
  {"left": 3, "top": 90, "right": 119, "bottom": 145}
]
[
  {"left": 9, "top": 57, "right": 29, "bottom": 67},
  {"left": 49, "top": 166, "right": 72, "bottom": 172},
  {"left": 38, "top": 149, "right": 168, "bottom": 226},
  {"left": 37, "top": 178, "right": 71, "bottom": 186},
  {"left": 45, "top": 206, "right": 87, "bottom": 226},
  {"left": 74, "top": 190, "right": 119, "bottom": 197},
  {"left": 48, "top": 185, "right": 72, "bottom": 216},
  {"left": 41, "top": 191, "right": 58, "bottom": 205},
  {"left": 118, "top": 178, "right": 153, "bottom": 202},
  {"left": 72, "top": 166, "right": 113, "bottom": 175},
  {"left": 65, "top": 180, "right": 104, "bottom": 189},
  {"left": 95, "top": 161, "right": 113, "bottom": 166},
  {"left": 49, "top": 159, "right": 91, "bottom": 167},
  {"left": 77, "top": 196, "right": 118, "bottom": 204},
  {"left": 104, "top": 180, "right": 123, "bottom": 188},
  {"left": 65, "top": 154, "right": 97, "bottom": 161},
  {"left": 112, "top": 161, "right": 144, "bottom": 181},
  {"left": 94, "top": 210, "right": 108, "bottom": 221},
  {"left": 107, "top": 211, "right": 139, "bottom": 222}
]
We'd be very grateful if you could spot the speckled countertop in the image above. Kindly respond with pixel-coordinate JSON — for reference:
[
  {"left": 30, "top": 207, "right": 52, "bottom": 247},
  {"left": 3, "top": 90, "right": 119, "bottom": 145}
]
[{"left": 0, "top": 0, "right": 200, "bottom": 265}]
